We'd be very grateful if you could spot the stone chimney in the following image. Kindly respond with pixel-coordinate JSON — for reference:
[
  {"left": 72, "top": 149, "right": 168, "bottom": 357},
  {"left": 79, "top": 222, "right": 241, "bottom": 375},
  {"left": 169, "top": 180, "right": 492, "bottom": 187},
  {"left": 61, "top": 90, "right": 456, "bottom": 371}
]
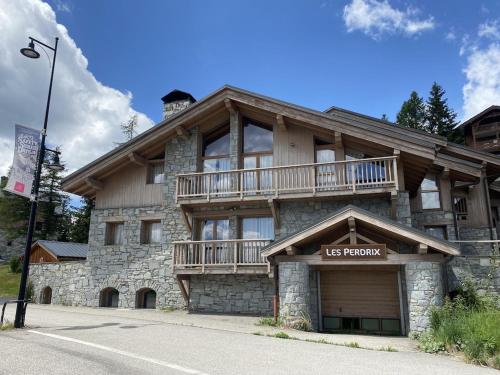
[{"left": 161, "top": 89, "right": 196, "bottom": 120}]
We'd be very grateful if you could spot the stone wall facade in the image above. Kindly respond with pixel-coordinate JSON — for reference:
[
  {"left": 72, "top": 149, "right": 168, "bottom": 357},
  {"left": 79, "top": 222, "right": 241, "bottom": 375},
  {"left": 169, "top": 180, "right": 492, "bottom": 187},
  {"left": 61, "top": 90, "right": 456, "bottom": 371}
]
[
  {"left": 189, "top": 274, "right": 274, "bottom": 315},
  {"left": 405, "top": 261, "right": 444, "bottom": 332}
]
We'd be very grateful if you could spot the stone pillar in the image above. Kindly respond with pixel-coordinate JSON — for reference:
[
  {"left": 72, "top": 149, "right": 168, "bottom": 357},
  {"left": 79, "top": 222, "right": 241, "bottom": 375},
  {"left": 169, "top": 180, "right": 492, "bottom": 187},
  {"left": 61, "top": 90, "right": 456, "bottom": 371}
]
[
  {"left": 405, "top": 261, "right": 443, "bottom": 332},
  {"left": 279, "top": 262, "right": 311, "bottom": 326}
]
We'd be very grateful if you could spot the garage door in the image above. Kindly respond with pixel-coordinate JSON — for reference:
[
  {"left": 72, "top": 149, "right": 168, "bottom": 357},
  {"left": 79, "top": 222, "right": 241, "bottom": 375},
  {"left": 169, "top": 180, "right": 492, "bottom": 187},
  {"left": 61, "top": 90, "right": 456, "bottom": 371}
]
[{"left": 320, "top": 268, "right": 401, "bottom": 334}]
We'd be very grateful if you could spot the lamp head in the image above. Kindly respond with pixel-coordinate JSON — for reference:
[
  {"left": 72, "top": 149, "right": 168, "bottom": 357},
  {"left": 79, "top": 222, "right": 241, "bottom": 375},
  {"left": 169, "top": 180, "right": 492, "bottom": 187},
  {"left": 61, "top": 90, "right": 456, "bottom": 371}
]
[{"left": 20, "top": 40, "right": 40, "bottom": 59}]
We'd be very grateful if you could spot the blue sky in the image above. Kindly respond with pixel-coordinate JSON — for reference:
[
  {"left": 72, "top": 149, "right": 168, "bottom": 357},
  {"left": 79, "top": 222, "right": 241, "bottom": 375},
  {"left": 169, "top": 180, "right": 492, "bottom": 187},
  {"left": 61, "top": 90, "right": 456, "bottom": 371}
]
[{"left": 47, "top": 0, "right": 500, "bottom": 123}]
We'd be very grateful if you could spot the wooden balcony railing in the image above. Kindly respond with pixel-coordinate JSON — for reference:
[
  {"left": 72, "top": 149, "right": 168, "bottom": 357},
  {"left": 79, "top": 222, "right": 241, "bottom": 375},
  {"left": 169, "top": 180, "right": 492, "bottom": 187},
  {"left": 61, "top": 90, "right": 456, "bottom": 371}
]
[
  {"left": 176, "top": 156, "right": 398, "bottom": 202},
  {"left": 173, "top": 239, "right": 270, "bottom": 274}
]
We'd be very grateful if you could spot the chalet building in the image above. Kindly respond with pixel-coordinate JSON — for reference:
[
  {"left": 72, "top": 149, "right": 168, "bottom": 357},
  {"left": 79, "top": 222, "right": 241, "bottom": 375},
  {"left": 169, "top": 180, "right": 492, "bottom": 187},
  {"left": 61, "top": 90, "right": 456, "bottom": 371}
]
[
  {"left": 28, "top": 240, "right": 88, "bottom": 263},
  {"left": 29, "top": 87, "right": 500, "bottom": 335}
]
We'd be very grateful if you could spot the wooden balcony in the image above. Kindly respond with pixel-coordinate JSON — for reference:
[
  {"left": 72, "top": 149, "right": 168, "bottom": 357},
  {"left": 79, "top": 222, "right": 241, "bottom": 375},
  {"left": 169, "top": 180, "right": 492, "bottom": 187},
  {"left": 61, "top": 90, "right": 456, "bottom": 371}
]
[
  {"left": 176, "top": 156, "right": 398, "bottom": 205},
  {"left": 173, "top": 239, "right": 271, "bottom": 275}
]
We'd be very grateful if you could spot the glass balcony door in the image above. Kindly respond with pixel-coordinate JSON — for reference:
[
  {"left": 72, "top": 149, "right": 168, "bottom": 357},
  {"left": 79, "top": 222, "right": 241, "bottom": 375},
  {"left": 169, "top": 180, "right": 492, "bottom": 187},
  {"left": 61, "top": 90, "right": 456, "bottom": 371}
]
[
  {"left": 201, "top": 219, "right": 230, "bottom": 264},
  {"left": 241, "top": 217, "right": 274, "bottom": 263}
]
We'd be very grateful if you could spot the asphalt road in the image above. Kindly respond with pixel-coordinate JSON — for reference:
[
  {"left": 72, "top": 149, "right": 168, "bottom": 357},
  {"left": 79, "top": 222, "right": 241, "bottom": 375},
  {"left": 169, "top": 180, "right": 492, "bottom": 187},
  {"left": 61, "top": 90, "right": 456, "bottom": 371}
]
[{"left": 0, "top": 305, "right": 496, "bottom": 375}]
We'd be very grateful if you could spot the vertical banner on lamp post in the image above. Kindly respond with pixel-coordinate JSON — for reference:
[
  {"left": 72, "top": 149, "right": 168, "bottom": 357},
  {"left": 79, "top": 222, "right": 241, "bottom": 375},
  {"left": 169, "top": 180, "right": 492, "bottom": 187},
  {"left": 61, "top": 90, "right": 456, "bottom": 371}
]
[{"left": 4, "top": 124, "right": 41, "bottom": 199}]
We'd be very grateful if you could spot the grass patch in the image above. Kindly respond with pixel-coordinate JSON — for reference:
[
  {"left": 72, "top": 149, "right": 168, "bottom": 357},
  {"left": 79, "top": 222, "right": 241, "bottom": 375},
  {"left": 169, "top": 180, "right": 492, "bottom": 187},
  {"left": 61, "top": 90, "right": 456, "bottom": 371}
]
[
  {"left": 257, "top": 317, "right": 280, "bottom": 327},
  {"left": 159, "top": 306, "right": 176, "bottom": 312},
  {"left": 416, "top": 280, "right": 500, "bottom": 368},
  {"left": 379, "top": 346, "right": 398, "bottom": 352},
  {"left": 0, "top": 264, "right": 20, "bottom": 297},
  {"left": 273, "top": 331, "right": 292, "bottom": 339},
  {"left": 252, "top": 332, "right": 264, "bottom": 336},
  {"left": 345, "top": 341, "right": 360, "bottom": 348},
  {"left": 0, "top": 321, "right": 15, "bottom": 331},
  {"left": 305, "top": 338, "right": 330, "bottom": 345}
]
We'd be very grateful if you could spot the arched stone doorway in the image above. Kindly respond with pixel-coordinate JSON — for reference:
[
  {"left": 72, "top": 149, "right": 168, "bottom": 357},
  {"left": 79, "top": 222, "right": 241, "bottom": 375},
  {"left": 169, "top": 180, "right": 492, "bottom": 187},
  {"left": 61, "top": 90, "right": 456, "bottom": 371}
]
[
  {"left": 99, "top": 287, "right": 119, "bottom": 308},
  {"left": 40, "top": 286, "right": 52, "bottom": 304},
  {"left": 135, "top": 288, "right": 156, "bottom": 309}
]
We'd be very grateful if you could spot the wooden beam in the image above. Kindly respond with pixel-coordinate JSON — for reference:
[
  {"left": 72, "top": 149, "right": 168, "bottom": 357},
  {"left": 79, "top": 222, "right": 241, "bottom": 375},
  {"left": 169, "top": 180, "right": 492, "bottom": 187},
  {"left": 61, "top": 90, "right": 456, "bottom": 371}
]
[
  {"left": 179, "top": 206, "right": 192, "bottom": 232},
  {"left": 441, "top": 167, "right": 450, "bottom": 179},
  {"left": 176, "top": 126, "right": 190, "bottom": 141},
  {"left": 268, "top": 199, "right": 280, "bottom": 229},
  {"left": 348, "top": 216, "right": 357, "bottom": 244},
  {"left": 175, "top": 275, "right": 190, "bottom": 304},
  {"left": 418, "top": 243, "right": 428, "bottom": 254},
  {"left": 356, "top": 233, "right": 397, "bottom": 254},
  {"left": 85, "top": 177, "right": 103, "bottom": 191},
  {"left": 334, "top": 131, "right": 343, "bottom": 149},
  {"left": 128, "top": 152, "right": 147, "bottom": 166},
  {"left": 224, "top": 98, "right": 237, "bottom": 115},
  {"left": 276, "top": 114, "right": 287, "bottom": 131},
  {"left": 275, "top": 253, "right": 446, "bottom": 265}
]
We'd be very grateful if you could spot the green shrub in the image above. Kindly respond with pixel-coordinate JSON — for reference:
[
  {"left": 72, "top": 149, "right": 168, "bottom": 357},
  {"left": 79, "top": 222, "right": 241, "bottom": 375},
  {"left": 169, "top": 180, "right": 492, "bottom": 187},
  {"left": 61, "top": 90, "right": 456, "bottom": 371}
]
[
  {"left": 9, "top": 256, "right": 21, "bottom": 273},
  {"left": 273, "top": 331, "right": 290, "bottom": 339},
  {"left": 345, "top": 341, "right": 360, "bottom": 348},
  {"left": 418, "top": 280, "right": 500, "bottom": 366},
  {"left": 258, "top": 317, "right": 280, "bottom": 327}
]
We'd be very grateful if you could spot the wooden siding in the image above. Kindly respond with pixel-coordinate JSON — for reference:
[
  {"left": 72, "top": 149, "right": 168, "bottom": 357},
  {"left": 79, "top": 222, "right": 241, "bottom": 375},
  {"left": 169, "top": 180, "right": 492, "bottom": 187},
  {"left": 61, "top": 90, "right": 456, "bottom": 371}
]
[
  {"left": 320, "top": 269, "right": 400, "bottom": 319},
  {"left": 95, "top": 163, "right": 163, "bottom": 209},
  {"left": 29, "top": 245, "right": 57, "bottom": 263},
  {"left": 274, "top": 124, "right": 315, "bottom": 166}
]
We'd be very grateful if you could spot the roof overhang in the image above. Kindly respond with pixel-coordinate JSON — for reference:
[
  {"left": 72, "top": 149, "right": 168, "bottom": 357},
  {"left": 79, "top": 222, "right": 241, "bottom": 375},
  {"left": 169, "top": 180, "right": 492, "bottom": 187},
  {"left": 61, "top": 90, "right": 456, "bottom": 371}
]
[
  {"left": 262, "top": 205, "right": 460, "bottom": 257},
  {"left": 62, "top": 85, "right": 499, "bottom": 197}
]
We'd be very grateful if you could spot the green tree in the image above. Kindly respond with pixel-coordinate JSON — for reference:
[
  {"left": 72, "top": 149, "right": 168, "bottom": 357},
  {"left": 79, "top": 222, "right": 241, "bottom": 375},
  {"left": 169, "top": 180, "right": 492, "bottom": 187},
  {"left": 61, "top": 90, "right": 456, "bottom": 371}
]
[
  {"left": 69, "top": 198, "right": 92, "bottom": 243},
  {"left": 37, "top": 149, "right": 71, "bottom": 241},
  {"left": 425, "top": 82, "right": 459, "bottom": 140},
  {"left": 381, "top": 114, "right": 389, "bottom": 122},
  {"left": 0, "top": 170, "right": 31, "bottom": 240},
  {"left": 396, "top": 91, "right": 426, "bottom": 131}
]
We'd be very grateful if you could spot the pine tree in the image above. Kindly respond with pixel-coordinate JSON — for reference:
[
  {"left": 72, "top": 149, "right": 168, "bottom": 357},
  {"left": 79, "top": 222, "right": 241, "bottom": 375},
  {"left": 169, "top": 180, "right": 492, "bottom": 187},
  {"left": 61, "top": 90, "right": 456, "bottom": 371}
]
[
  {"left": 381, "top": 114, "right": 389, "bottom": 122},
  {"left": 425, "top": 82, "right": 458, "bottom": 139},
  {"left": 69, "top": 198, "right": 92, "bottom": 243},
  {"left": 396, "top": 91, "right": 427, "bottom": 131},
  {"left": 37, "top": 148, "right": 71, "bottom": 240},
  {"left": 0, "top": 171, "right": 31, "bottom": 240}
]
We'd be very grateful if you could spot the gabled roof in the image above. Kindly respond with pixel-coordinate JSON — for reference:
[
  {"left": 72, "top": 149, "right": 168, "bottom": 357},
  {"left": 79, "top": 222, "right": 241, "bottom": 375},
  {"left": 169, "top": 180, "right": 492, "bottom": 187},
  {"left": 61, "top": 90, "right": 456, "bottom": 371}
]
[
  {"left": 261, "top": 205, "right": 460, "bottom": 257},
  {"left": 62, "top": 85, "right": 500, "bottom": 196},
  {"left": 458, "top": 105, "right": 500, "bottom": 129},
  {"left": 33, "top": 240, "right": 88, "bottom": 259}
]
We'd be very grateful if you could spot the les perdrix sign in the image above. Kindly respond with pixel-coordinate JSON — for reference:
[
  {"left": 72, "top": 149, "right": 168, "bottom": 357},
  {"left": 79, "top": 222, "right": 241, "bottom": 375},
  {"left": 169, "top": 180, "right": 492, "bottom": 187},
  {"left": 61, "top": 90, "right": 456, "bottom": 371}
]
[{"left": 321, "top": 244, "right": 387, "bottom": 260}]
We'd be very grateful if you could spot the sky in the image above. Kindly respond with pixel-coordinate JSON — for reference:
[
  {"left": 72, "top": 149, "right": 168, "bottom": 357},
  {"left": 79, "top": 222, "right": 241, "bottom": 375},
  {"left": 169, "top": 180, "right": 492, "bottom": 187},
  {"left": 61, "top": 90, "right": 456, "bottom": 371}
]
[{"left": 0, "top": 0, "right": 500, "bottom": 186}]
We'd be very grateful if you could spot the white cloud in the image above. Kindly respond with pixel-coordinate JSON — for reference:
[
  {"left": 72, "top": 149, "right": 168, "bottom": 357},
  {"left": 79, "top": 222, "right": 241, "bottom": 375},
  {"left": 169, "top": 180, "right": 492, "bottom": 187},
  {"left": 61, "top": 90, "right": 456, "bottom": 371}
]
[
  {"left": 342, "top": 0, "right": 435, "bottom": 40},
  {"left": 445, "top": 28, "right": 456, "bottom": 41},
  {"left": 53, "top": 0, "right": 71, "bottom": 13},
  {"left": 0, "top": 0, "right": 154, "bottom": 178},
  {"left": 478, "top": 20, "right": 500, "bottom": 40},
  {"left": 462, "top": 43, "right": 500, "bottom": 119}
]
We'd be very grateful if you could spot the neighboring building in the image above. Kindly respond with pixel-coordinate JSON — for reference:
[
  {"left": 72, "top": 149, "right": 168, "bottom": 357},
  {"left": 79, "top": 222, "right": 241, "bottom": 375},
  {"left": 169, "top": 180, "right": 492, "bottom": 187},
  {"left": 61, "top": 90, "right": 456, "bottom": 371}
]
[
  {"left": 29, "top": 86, "right": 500, "bottom": 335},
  {"left": 460, "top": 105, "right": 500, "bottom": 154},
  {"left": 28, "top": 240, "right": 88, "bottom": 263}
]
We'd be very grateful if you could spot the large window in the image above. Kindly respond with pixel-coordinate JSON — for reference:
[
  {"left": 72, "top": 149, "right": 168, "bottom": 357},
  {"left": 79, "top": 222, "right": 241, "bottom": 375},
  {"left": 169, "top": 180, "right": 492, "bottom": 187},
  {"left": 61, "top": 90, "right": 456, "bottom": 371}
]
[
  {"left": 202, "top": 126, "right": 231, "bottom": 194},
  {"left": 105, "top": 222, "right": 124, "bottom": 245},
  {"left": 241, "top": 217, "right": 274, "bottom": 264},
  {"left": 421, "top": 175, "right": 441, "bottom": 210},
  {"left": 141, "top": 220, "right": 162, "bottom": 244},
  {"left": 242, "top": 120, "right": 273, "bottom": 192}
]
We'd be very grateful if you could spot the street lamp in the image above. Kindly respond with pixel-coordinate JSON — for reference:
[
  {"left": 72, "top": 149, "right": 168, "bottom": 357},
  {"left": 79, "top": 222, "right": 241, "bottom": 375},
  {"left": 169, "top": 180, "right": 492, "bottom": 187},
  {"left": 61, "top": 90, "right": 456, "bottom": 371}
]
[{"left": 14, "top": 36, "right": 59, "bottom": 328}]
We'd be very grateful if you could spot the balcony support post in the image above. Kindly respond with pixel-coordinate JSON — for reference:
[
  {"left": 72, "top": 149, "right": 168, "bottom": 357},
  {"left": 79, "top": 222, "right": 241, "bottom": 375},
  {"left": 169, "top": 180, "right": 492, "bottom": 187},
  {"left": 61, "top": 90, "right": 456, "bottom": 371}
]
[
  {"left": 233, "top": 242, "right": 238, "bottom": 273},
  {"left": 268, "top": 198, "right": 280, "bottom": 229}
]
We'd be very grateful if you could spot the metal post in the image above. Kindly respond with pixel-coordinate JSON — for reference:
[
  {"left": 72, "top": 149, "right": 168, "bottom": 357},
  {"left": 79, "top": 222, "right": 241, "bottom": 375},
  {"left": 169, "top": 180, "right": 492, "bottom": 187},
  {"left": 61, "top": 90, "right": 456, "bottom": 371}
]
[{"left": 14, "top": 37, "right": 59, "bottom": 328}]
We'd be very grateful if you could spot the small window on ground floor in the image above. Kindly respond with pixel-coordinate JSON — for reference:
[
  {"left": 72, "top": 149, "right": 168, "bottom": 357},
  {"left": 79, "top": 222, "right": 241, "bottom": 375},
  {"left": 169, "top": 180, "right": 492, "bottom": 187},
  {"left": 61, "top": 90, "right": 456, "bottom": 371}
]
[
  {"left": 136, "top": 288, "right": 156, "bottom": 309},
  {"left": 425, "top": 226, "right": 447, "bottom": 240},
  {"left": 99, "top": 287, "right": 119, "bottom": 308},
  {"left": 105, "top": 222, "right": 124, "bottom": 246}
]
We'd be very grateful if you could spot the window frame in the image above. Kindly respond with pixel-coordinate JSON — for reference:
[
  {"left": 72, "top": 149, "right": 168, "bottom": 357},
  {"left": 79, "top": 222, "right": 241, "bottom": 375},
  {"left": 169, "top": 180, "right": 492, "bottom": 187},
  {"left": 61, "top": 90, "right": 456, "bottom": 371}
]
[
  {"left": 105, "top": 222, "right": 125, "bottom": 246},
  {"left": 420, "top": 174, "right": 442, "bottom": 211},
  {"left": 239, "top": 216, "right": 275, "bottom": 240},
  {"left": 147, "top": 159, "right": 165, "bottom": 185},
  {"left": 424, "top": 225, "right": 448, "bottom": 240},
  {"left": 141, "top": 220, "right": 162, "bottom": 245}
]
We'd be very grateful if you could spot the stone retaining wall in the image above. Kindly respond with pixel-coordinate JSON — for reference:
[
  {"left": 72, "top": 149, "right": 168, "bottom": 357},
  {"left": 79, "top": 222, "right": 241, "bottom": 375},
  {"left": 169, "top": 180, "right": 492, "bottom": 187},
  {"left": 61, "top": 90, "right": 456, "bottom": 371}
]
[
  {"left": 279, "top": 262, "right": 312, "bottom": 327},
  {"left": 189, "top": 274, "right": 274, "bottom": 315}
]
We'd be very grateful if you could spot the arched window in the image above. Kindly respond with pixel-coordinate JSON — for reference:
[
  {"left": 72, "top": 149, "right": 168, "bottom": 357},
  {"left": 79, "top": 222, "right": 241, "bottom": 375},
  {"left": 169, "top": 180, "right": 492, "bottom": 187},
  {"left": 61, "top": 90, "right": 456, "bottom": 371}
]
[
  {"left": 99, "top": 287, "right": 119, "bottom": 308},
  {"left": 135, "top": 288, "right": 156, "bottom": 309},
  {"left": 40, "top": 286, "right": 52, "bottom": 304}
]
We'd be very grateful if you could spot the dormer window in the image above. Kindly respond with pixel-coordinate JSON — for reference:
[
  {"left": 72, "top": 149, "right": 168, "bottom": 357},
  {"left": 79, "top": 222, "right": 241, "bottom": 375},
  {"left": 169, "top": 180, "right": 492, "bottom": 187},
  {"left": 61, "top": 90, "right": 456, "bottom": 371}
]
[
  {"left": 147, "top": 161, "right": 165, "bottom": 184},
  {"left": 421, "top": 174, "right": 441, "bottom": 210}
]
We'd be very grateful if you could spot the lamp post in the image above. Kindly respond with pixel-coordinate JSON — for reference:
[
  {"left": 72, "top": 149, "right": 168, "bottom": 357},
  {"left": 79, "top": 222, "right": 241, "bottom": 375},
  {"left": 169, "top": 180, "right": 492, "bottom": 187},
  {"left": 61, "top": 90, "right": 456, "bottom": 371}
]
[{"left": 15, "top": 36, "right": 60, "bottom": 328}]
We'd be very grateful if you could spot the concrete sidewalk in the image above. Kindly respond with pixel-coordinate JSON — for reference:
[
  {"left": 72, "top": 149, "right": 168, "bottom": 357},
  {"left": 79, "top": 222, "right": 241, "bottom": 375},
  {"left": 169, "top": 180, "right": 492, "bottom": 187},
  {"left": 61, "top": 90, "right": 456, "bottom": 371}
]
[{"left": 6, "top": 304, "right": 417, "bottom": 352}]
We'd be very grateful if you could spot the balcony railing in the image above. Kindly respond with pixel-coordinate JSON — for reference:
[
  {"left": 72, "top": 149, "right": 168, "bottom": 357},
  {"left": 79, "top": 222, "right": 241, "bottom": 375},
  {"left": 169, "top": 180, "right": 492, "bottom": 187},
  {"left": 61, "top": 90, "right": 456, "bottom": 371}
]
[
  {"left": 176, "top": 156, "right": 398, "bottom": 202},
  {"left": 173, "top": 239, "right": 270, "bottom": 274}
]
